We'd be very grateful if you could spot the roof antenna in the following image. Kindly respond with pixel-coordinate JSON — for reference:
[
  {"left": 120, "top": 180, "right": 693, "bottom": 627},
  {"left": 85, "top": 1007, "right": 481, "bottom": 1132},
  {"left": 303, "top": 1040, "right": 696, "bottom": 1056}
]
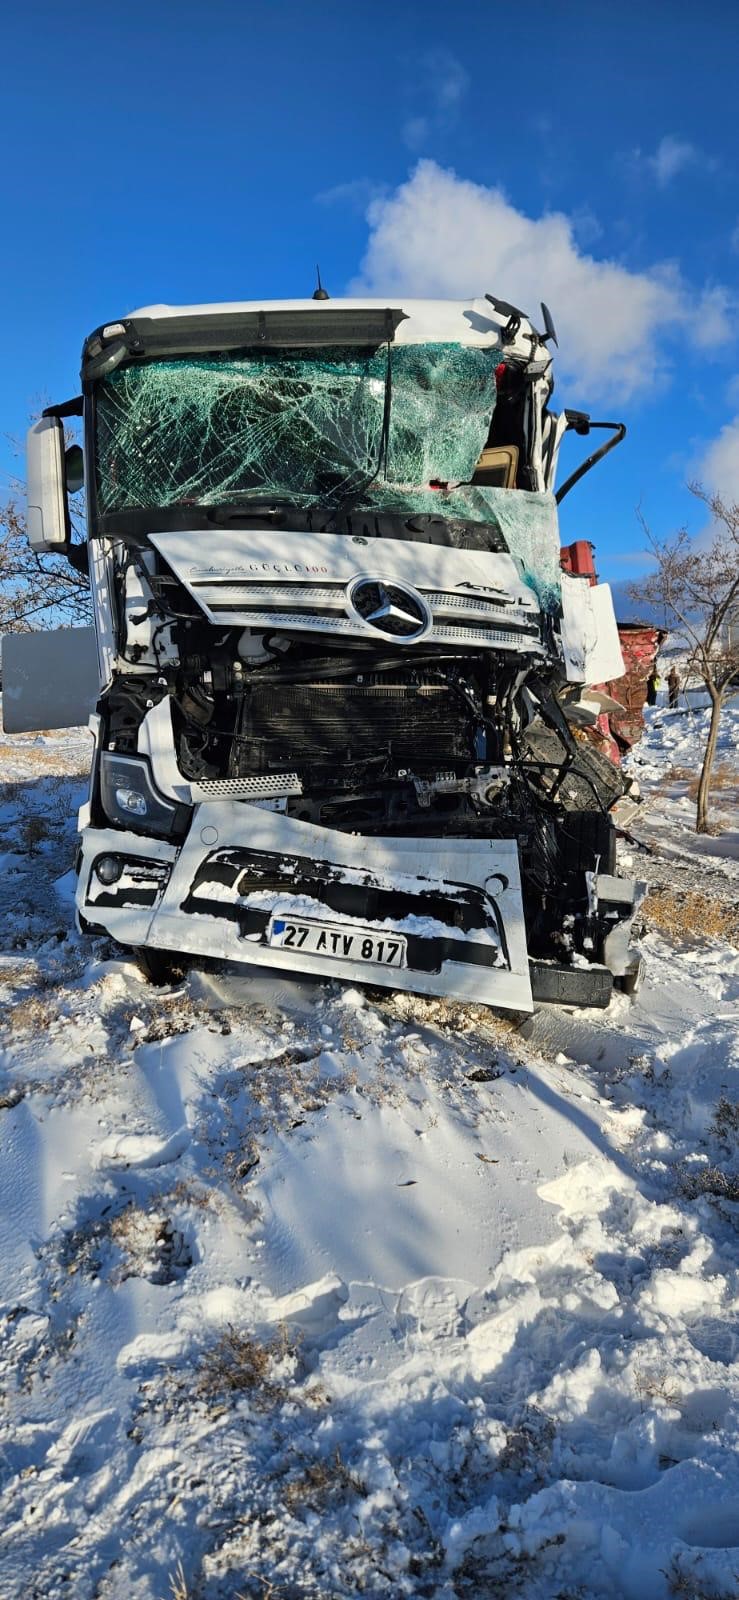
[{"left": 312, "top": 265, "right": 330, "bottom": 301}]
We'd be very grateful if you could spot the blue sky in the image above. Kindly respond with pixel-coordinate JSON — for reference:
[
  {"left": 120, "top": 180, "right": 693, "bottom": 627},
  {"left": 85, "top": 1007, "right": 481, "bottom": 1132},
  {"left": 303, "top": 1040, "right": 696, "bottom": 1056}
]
[{"left": 2, "top": 0, "right": 737, "bottom": 584}]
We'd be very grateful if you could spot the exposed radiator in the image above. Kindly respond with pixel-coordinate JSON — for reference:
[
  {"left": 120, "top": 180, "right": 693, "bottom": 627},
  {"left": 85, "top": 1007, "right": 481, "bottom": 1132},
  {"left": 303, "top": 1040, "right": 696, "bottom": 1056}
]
[{"left": 230, "top": 682, "right": 471, "bottom": 773}]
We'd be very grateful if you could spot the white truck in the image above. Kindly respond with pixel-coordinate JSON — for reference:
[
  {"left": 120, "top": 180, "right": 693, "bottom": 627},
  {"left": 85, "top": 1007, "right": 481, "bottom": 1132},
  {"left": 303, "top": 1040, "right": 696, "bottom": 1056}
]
[{"left": 18, "top": 293, "right": 643, "bottom": 1011}]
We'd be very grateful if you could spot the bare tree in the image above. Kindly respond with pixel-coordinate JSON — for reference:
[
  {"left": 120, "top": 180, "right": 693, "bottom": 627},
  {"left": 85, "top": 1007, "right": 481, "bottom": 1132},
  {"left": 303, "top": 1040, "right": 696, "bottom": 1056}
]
[
  {"left": 630, "top": 485, "right": 739, "bottom": 833},
  {"left": 0, "top": 496, "right": 91, "bottom": 633}
]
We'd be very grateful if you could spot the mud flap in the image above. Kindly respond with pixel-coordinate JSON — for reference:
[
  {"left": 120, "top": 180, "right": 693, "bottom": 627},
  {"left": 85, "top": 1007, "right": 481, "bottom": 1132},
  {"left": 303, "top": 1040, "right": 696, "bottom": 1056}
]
[{"left": 135, "top": 805, "right": 534, "bottom": 1012}]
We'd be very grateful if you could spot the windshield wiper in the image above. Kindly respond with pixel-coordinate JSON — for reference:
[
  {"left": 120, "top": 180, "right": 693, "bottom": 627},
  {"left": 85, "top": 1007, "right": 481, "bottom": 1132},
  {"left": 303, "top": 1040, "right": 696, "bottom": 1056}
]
[{"left": 207, "top": 495, "right": 303, "bottom": 525}]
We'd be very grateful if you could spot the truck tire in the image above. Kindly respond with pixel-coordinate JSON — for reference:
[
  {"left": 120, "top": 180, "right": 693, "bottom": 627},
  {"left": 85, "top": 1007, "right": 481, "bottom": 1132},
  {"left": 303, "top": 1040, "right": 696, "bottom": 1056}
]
[{"left": 133, "top": 947, "right": 186, "bottom": 986}]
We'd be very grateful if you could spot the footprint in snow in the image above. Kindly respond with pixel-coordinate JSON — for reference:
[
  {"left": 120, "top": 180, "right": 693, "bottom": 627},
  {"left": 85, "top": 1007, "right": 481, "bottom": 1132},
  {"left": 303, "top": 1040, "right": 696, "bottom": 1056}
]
[
  {"left": 94, "top": 1125, "right": 191, "bottom": 1169},
  {"left": 264, "top": 1273, "right": 350, "bottom": 1344},
  {"left": 396, "top": 1277, "right": 471, "bottom": 1340},
  {"left": 45, "top": 1408, "right": 119, "bottom": 1479}
]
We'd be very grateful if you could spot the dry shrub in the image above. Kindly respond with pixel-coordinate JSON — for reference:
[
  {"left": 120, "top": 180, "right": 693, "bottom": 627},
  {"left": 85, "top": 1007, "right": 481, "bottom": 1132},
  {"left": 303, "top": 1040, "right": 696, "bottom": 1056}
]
[
  {"left": 168, "top": 1177, "right": 216, "bottom": 1212},
  {"left": 666, "top": 1558, "right": 739, "bottom": 1599},
  {"left": 282, "top": 1447, "right": 366, "bottom": 1513},
  {"left": 712, "top": 1096, "right": 739, "bottom": 1145},
  {"left": 643, "top": 888, "right": 739, "bottom": 947},
  {"left": 169, "top": 1560, "right": 190, "bottom": 1600},
  {"left": 634, "top": 1362, "right": 682, "bottom": 1412},
  {"left": 0, "top": 1085, "right": 26, "bottom": 1109},
  {"left": 661, "top": 765, "right": 694, "bottom": 783},
  {"left": 684, "top": 762, "right": 737, "bottom": 802},
  {"left": 19, "top": 815, "right": 49, "bottom": 855},
  {"left": 10, "top": 993, "right": 59, "bottom": 1033},
  {"left": 109, "top": 1205, "right": 192, "bottom": 1285},
  {"left": 380, "top": 991, "right": 521, "bottom": 1037},
  {"left": 197, "top": 1323, "right": 294, "bottom": 1407},
  {"left": 235, "top": 1581, "right": 293, "bottom": 1600},
  {"left": 498, "top": 1408, "right": 556, "bottom": 1476},
  {"left": 678, "top": 1164, "right": 739, "bottom": 1203},
  {"left": 0, "top": 738, "right": 87, "bottom": 777},
  {"left": 137, "top": 994, "right": 204, "bottom": 1042}
]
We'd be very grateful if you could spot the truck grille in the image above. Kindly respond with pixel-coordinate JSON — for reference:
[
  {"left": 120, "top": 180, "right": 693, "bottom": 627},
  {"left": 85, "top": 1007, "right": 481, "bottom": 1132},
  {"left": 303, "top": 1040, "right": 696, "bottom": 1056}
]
[{"left": 183, "top": 577, "right": 542, "bottom": 654}]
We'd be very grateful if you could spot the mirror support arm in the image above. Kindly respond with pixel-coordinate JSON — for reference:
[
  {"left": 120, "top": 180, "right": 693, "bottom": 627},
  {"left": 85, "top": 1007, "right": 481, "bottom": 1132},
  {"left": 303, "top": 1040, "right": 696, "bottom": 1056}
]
[
  {"left": 555, "top": 420, "right": 626, "bottom": 504},
  {"left": 42, "top": 396, "right": 83, "bottom": 420}
]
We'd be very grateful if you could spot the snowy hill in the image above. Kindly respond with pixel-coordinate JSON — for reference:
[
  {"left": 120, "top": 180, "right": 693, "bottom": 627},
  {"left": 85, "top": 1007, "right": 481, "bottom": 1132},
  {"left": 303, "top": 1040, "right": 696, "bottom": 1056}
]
[{"left": 0, "top": 708, "right": 738, "bottom": 1599}]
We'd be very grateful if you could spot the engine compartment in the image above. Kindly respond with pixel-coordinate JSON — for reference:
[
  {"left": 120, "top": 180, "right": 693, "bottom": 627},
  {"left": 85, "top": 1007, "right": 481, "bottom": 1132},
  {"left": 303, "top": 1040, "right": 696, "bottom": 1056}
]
[{"left": 98, "top": 534, "right": 627, "bottom": 973}]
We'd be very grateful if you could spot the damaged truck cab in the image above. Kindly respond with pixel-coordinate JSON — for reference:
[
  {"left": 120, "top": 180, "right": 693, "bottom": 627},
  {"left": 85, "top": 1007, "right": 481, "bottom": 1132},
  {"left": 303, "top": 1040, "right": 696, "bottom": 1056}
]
[{"left": 24, "top": 295, "right": 644, "bottom": 1011}]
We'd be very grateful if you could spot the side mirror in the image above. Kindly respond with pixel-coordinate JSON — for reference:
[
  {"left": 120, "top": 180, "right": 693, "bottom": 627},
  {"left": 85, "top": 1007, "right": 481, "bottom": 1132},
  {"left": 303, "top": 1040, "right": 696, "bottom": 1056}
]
[
  {"left": 65, "top": 444, "right": 85, "bottom": 495},
  {"left": 26, "top": 417, "right": 69, "bottom": 552}
]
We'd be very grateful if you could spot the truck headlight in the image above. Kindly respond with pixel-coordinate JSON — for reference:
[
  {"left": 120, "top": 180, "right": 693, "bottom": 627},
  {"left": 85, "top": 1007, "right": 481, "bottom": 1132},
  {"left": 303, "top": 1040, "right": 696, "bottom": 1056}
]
[
  {"left": 100, "top": 753, "right": 187, "bottom": 838},
  {"left": 115, "top": 786, "right": 148, "bottom": 818}
]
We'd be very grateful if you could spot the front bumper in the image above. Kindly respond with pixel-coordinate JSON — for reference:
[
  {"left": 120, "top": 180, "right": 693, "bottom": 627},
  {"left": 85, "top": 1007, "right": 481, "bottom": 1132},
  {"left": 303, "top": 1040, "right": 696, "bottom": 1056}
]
[{"left": 76, "top": 803, "right": 534, "bottom": 1012}]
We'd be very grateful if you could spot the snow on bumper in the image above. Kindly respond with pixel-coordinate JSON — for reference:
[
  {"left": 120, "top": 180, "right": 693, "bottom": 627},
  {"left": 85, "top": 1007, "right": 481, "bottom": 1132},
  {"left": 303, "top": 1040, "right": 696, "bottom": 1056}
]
[{"left": 77, "top": 804, "right": 534, "bottom": 1011}]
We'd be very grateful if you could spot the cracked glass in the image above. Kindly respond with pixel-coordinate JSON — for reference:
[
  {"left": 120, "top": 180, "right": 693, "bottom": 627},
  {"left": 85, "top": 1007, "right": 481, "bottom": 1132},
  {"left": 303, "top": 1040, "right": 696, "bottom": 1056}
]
[
  {"left": 95, "top": 343, "right": 562, "bottom": 605},
  {"left": 95, "top": 344, "right": 496, "bottom": 510}
]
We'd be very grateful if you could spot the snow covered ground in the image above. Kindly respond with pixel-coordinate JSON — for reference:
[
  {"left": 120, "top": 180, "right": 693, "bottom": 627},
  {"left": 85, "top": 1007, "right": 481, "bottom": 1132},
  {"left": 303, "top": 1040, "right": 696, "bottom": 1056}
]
[
  {"left": 0, "top": 710, "right": 738, "bottom": 1599},
  {"left": 625, "top": 675, "right": 739, "bottom": 874}
]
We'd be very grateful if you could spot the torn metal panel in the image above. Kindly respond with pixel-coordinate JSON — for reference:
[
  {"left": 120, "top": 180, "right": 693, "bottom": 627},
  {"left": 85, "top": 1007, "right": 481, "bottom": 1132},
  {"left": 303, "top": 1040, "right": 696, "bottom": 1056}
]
[
  {"left": 560, "top": 573, "right": 625, "bottom": 684},
  {"left": 77, "top": 810, "right": 533, "bottom": 1012}
]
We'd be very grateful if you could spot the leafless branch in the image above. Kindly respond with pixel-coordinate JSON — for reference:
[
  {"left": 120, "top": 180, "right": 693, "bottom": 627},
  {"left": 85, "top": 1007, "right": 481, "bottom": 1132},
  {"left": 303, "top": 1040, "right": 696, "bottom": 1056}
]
[{"left": 629, "top": 485, "right": 739, "bottom": 831}]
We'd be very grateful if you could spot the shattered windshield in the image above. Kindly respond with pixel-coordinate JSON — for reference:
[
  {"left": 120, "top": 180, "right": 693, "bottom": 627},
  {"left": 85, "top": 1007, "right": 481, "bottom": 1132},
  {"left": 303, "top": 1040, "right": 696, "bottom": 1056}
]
[
  {"left": 94, "top": 343, "right": 563, "bottom": 606},
  {"left": 95, "top": 343, "right": 497, "bottom": 515}
]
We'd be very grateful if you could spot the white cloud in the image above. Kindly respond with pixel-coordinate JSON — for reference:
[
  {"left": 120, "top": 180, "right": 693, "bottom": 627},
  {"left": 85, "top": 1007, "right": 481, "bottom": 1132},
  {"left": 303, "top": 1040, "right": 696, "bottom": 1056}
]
[
  {"left": 691, "top": 284, "right": 735, "bottom": 350},
  {"left": 624, "top": 135, "right": 718, "bottom": 188},
  {"left": 699, "top": 416, "right": 739, "bottom": 503},
  {"left": 730, "top": 219, "right": 739, "bottom": 254},
  {"left": 402, "top": 116, "right": 430, "bottom": 152},
  {"left": 352, "top": 161, "right": 734, "bottom": 403},
  {"left": 316, "top": 178, "right": 388, "bottom": 211},
  {"left": 400, "top": 50, "right": 468, "bottom": 151},
  {"left": 428, "top": 49, "right": 468, "bottom": 111},
  {"left": 648, "top": 135, "right": 702, "bottom": 186}
]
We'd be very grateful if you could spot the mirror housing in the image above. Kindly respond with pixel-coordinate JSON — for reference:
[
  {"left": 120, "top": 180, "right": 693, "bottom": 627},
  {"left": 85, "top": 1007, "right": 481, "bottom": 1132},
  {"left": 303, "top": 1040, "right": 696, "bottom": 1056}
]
[{"left": 26, "top": 416, "right": 69, "bottom": 552}]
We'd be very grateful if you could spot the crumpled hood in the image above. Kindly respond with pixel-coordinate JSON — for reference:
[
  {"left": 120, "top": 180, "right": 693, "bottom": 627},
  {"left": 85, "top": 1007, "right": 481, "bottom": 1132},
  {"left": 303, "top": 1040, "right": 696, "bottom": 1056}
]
[{"left": 149, "top": 527, "right": 544, "bottom": 655}]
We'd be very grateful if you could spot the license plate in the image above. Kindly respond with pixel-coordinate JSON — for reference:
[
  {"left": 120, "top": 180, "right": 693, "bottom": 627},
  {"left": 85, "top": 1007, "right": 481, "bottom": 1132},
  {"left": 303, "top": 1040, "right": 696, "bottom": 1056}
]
[{"left": 268, "top": 916, "right": 407, "bottom": 968}]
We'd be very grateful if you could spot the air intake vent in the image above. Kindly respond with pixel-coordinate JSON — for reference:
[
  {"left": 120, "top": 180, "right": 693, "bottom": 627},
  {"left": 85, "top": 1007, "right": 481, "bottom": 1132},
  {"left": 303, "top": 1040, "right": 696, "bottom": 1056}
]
[{"left": 191, "top": 774, "right": 303, "bottom": 800}]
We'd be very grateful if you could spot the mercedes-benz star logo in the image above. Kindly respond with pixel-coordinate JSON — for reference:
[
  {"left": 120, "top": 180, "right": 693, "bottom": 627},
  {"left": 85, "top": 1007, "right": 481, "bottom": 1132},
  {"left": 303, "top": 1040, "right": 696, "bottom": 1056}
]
[{"left": 347, "top": 576, "right": 432, "bottom": 642}]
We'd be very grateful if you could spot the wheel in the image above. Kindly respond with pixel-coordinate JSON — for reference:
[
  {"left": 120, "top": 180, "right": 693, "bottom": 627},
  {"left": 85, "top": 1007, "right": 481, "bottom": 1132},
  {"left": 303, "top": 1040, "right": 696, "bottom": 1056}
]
[{"left": 133, "top": 947, "right": 186, "bottom": 986}]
